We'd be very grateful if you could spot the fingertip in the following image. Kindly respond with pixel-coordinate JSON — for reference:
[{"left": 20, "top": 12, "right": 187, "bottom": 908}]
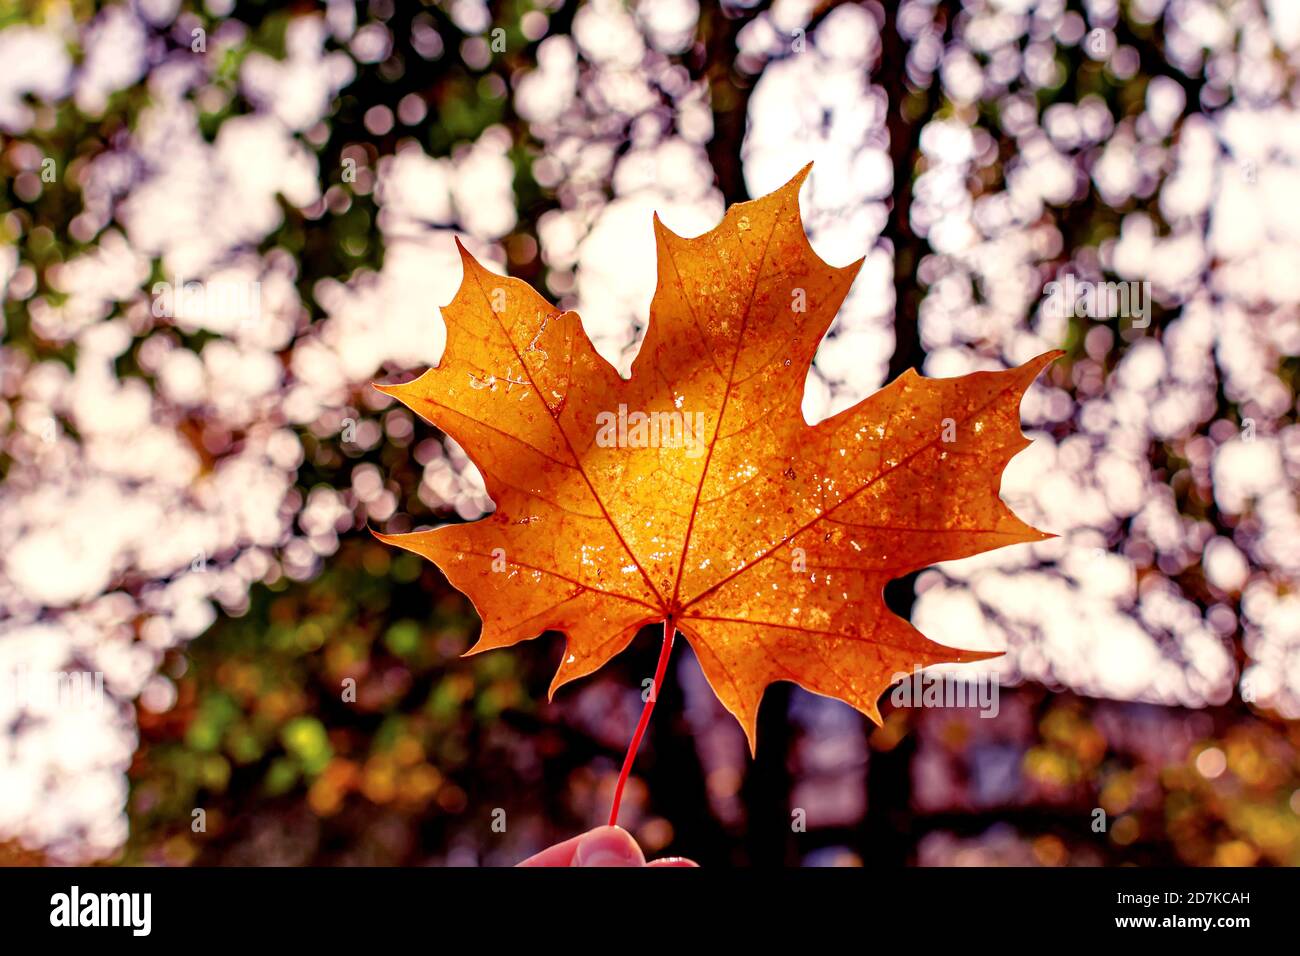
[{"left": 573, "top": 825, "right": 646, "bottom": 867}]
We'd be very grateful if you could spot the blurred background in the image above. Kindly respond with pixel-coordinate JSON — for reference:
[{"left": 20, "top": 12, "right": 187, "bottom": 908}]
[{"left": 1, "top": 0, "right": 1299, "bottom": 867}]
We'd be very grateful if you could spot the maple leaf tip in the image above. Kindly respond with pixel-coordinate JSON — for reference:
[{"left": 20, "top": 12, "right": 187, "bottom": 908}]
[
  {"left": 650, "top": 210, "right": 677, "bottom": 243},
  {"left": 764, "top": 162, "right": 813, "bottom": 203},
  {"left": 545, "top": 669, "right": 575, "bottom": 702},
  {"left": 1033, "top": 348, "right": 1067, "bottom": 370},
  {"left": 860, "top": 701, "right": 885, "bottom": 728},
  {"left": 452, "top": 235, "right": 490, "bottom": 280},
  {"left": 953, "top": 647, "right": 1005, "bottom": 665},
  {"left": 453, "top": 235, "right": 476, "bottom": 266}
]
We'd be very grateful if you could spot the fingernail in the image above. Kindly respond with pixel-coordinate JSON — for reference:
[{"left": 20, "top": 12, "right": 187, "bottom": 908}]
[{"left": 573, "top": 826, "right": 645, "bottom": 867}]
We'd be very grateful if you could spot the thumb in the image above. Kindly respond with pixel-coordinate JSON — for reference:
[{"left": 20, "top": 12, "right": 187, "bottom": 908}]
[{"left": 572, "top": 826, "right": 647, "bottom": 867}]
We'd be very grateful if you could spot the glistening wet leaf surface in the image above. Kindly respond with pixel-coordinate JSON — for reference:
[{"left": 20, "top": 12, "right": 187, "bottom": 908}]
[{"left": 376, "top": 168, "right": 1059, "bottom": 750}]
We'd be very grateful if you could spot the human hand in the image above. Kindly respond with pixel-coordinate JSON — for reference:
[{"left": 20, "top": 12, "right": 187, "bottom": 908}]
[{"left": 516, "top": 825, "right": 698, "bottom": 867}]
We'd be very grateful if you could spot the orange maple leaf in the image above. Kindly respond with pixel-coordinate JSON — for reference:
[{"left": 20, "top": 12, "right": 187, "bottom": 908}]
[{"left": 374, "top": 166, "right": 1058, "bottom": 758}]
